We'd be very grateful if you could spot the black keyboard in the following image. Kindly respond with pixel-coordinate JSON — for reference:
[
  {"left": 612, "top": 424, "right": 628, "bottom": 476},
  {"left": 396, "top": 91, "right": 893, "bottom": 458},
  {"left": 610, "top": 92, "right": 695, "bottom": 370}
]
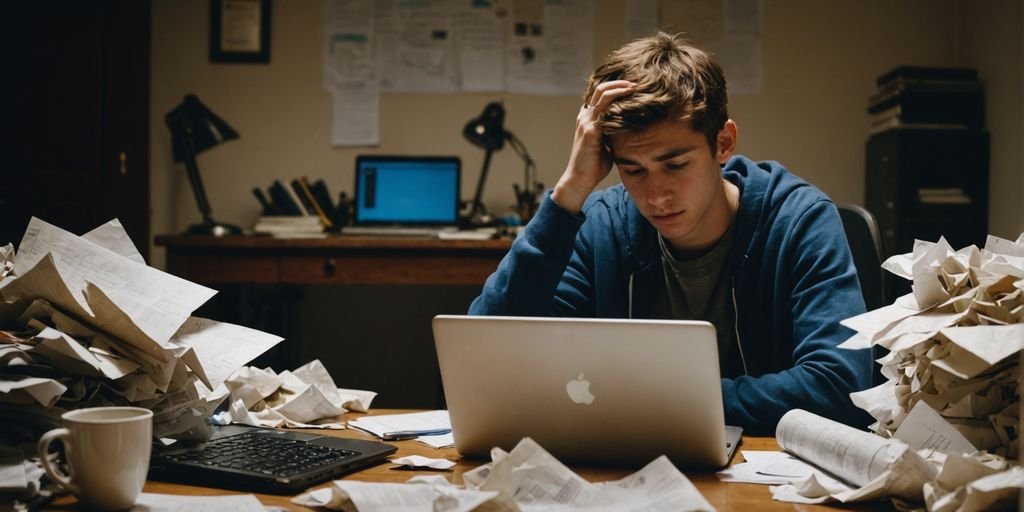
[
  {"left": 161, "top": 432, "right": 358, "bottom": 478},
  {"left": 150, "top": 426, "right": 397, "bottom": 494}
]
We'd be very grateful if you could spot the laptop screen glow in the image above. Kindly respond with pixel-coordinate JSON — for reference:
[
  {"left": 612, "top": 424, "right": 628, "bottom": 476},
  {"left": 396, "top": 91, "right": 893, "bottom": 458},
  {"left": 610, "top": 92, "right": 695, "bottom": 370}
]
[{"left": 354, "top": 157, "right": 460, "bottom": 225}]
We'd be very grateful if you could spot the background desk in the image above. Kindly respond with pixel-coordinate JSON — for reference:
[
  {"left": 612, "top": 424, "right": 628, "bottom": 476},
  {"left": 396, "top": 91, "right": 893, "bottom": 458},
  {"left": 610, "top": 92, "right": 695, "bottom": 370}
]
[
  {"left": 54, "top": 410, "right": 891, "bottom": 511},
  {"left": 155, "top": 235, "right": 512, "bottom": 285},
  {"left": 155, "top": 235, "right": 512, "bottom": 407}
]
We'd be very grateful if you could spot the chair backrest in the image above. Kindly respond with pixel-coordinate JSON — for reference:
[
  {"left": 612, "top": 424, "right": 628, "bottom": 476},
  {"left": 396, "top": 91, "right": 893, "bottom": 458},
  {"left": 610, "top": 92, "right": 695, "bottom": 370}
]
[
  {"left": 837, "top": 203, "right": 888, "bottom": 387},
  {"left": 836, "top": 203, "right": 885, "bottom": 311}
]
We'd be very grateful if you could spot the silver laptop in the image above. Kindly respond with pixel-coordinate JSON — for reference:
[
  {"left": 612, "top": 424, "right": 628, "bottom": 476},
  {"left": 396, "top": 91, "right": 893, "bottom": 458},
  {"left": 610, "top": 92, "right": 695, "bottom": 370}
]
[
  {"left": 432, "top": 315, "right": 742, "bottom": 468},
  {"left": 342, "top": 155, "right": 460, "bottom": 237}
]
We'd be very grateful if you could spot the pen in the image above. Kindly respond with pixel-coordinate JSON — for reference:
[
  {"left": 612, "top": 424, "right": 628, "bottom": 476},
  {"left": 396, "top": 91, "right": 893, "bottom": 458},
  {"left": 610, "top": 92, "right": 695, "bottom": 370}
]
[{"left": 381, "top": 428, "right": 451, "bottom": 441}]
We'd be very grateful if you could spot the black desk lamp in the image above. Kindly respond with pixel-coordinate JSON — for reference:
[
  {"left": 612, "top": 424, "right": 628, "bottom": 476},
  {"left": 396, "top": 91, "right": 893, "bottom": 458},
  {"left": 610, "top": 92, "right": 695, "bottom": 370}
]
[
  {"left": 165, "top": 94, "right": 242, "bottom": 236},
  {"left": 462, "top": 102, "right": 537, "bottom": 226}
]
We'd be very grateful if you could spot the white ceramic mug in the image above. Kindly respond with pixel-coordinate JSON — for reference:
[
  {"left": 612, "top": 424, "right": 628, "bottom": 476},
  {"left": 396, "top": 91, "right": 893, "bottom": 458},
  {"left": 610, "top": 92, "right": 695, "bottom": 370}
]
[{"left": 38, "top": 406, "right": 153, "bottom": 511}]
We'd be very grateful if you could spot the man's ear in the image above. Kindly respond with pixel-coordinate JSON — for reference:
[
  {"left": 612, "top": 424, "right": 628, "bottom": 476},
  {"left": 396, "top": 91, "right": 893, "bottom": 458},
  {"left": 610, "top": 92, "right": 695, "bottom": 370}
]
[{"left": 716, "top": 119, "right": 738, "bottom": 164}]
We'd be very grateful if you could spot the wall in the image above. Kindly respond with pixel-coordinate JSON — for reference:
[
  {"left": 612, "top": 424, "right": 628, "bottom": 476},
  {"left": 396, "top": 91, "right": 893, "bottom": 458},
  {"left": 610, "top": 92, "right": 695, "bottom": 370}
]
[
  {"left": 153, "top": 0, "right": 1023, "bottom": 268},
  {"left": 961, "top": 0, "right": 1024, "bottom": 241}
]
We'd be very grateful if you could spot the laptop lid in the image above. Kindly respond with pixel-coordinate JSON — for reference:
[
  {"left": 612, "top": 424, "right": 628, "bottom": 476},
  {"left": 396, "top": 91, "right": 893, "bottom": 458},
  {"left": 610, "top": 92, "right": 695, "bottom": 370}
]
[
  {"left": 353, "top": 155, "right": 460, "bottom": 227},
  {"left": 432, "top": 315, "right": 738, "bottom": 468}
]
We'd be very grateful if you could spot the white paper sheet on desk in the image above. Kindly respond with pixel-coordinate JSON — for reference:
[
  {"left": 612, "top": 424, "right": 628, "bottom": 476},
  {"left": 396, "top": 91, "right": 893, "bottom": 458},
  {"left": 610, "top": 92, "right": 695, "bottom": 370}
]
[
  {"left": 130, "top": 492, "right": 265, "bottom": 511},
  {"left": 416, "top": 432, "right": 455, "bottom": 449},
  {"left": 347, "top": 410, "right": 451, "bottom": 439},
  {"left": 716, "top": 450, "right": 817, "bottom": 485}
]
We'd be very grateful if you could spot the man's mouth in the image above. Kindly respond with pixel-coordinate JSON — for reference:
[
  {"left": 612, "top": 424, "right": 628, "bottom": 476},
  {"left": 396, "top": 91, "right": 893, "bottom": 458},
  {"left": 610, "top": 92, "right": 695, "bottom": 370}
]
[{"left": 652, "top": 210, "right": 684, "bottom": 222}]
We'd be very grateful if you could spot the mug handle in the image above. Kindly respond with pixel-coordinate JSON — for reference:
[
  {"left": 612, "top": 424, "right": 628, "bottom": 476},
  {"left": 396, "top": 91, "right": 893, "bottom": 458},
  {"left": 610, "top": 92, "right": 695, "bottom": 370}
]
[{"left": 38, "top": 428, "right": 79, "bottom": 495}]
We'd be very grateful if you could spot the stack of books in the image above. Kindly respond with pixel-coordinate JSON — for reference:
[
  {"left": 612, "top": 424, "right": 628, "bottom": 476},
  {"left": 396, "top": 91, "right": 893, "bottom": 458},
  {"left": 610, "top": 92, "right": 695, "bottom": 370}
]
[
  {"left": 252, "top": 215, "right": 326, "bottom": 238},
  {"left": 868, "top": 66, "right": 984, "bottom": 135},
  {"left": 251, "top": 176, "right": 340, "bottom": 237}
]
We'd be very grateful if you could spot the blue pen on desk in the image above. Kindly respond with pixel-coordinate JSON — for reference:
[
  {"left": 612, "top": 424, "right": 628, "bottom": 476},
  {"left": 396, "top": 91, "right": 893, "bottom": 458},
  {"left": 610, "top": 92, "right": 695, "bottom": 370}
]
[{"left": 381, "top": 428, "right": 451, "bottom": 441}]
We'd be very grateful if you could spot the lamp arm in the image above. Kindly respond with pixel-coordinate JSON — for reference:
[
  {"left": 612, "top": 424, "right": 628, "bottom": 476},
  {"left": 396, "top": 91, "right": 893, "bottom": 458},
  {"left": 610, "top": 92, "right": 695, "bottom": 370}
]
[
  {"left": 471, "top": 148, "right": 495, "bottom": 217},
  {"left": 504, "top": 131, "right": 536, "bottom": 190},
  {"left": 172, "top": 118, "right": 214, "bottom": 222}
]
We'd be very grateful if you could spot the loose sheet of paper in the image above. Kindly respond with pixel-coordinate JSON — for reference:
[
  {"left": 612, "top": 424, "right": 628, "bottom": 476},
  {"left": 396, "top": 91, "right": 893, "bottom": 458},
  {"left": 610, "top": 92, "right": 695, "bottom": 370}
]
[
  {"left": 130, "top": 492, "right": 265, "bottom": 511},
  {"left": 169, "top": 316, "right": 282, "bottom": 390},
  {"left": 347, "top": 410, "right": 451, "bottom": 439}
]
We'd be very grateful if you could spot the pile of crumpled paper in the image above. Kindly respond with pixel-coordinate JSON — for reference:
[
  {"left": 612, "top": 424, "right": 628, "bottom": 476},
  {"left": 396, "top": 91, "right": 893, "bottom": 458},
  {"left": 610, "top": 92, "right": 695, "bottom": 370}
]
[
  {"left": 219, "top": 359, "right": 376, "bottom": 429},
  {"left": 776, "top": 233, "right": 1024, "bottom": 510}
]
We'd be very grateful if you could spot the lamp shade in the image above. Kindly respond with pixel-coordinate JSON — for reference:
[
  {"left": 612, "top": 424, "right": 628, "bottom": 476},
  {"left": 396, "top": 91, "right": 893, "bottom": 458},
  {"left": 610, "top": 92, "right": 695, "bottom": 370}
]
[
  {"left": 167, "top": 94, "right": 239, "bottom": 162},
  {"left": 462, "top": 102, "right": 506, "bottom": 151}
]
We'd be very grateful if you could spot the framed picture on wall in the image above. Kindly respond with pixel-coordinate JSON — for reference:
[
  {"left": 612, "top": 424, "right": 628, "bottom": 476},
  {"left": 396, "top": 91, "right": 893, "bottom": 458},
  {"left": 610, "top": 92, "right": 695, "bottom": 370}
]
[{"left": 209, "top": 0, "right": 271, "bottom": 63}]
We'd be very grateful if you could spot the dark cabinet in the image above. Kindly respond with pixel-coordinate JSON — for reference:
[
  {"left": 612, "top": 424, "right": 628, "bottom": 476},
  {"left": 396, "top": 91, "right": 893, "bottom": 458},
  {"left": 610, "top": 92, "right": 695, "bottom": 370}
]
[{"left": 865, "top": 129, "right": 989, "bottom": 258}]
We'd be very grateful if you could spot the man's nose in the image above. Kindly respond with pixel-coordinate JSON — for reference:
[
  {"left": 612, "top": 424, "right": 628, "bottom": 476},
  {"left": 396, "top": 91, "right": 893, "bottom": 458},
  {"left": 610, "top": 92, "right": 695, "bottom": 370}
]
[{"left": 646, "top": 177, "right": 674, "bottom": 207}]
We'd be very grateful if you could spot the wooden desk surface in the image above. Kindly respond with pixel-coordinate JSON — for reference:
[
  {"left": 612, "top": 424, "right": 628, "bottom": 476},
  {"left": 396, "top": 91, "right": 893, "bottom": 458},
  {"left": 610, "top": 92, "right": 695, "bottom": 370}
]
[
  {"left": 154, "top": 234, "right": 512, "bottom": 285},
  {"left": 51, "top": 410, "right": 888, "bottom": 511}
]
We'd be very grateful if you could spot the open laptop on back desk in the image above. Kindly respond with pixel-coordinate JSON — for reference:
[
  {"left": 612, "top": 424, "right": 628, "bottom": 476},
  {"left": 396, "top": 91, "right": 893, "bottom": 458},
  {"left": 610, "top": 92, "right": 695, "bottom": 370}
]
[
  {"left": 341, "top": 155, "right": 461, "bottom": 237},
  {"left": 149, "top": 424, "right": 396, "bottom": 494},
  {"left": 432, "top": 315, "right": 742, "bottom": 468}
]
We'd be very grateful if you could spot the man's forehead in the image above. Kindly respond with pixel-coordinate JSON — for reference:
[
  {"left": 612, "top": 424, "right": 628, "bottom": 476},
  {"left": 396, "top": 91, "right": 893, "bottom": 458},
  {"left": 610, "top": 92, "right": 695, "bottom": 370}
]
[{"left": 607, "top": 119, "right": 708, "bottom": 159}]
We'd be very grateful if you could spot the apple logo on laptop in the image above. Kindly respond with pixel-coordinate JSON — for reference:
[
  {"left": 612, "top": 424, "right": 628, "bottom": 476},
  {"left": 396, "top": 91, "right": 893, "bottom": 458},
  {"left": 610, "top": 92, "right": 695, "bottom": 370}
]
[{"left": 566, "top": 373, "right": 595, "bottom": 405}]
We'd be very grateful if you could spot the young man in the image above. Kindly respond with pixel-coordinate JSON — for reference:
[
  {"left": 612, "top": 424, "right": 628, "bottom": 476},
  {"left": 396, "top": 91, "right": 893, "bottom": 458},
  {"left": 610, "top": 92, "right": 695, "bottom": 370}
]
[{"left": 469, "top": 33, "right": 871, "bottom": 434}]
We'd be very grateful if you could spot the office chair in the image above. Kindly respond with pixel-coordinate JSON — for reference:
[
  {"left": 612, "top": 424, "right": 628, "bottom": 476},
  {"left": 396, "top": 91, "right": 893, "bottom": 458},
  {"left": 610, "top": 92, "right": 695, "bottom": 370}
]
[
  {"left": 837, "top": 203, "right": 885, "bottom": 310},
  {"left": 836, "top": 203, "right": 888, "bottom": 386}
]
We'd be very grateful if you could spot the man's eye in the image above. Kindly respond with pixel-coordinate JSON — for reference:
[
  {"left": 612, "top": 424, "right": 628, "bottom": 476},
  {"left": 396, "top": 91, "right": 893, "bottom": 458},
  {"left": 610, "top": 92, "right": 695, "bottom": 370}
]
[
  {"left": 666, "top": 162, "right": 688, "bottom": 171},
  {"left": 622, "top": 168, "right": 644, "bottom": 177}
]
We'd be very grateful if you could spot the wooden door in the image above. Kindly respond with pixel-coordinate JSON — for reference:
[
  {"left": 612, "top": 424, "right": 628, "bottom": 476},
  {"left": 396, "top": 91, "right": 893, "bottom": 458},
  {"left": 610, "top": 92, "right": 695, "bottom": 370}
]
[{"left": 0, "top": 0, "right": 151, "bottom": 259}]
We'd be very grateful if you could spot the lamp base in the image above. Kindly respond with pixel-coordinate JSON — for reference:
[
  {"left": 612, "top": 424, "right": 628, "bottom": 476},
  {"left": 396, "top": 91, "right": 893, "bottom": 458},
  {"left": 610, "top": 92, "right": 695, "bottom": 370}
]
[
  {"left": 186, "top": 219, "right": 242, "bottom": 236},
  {"left": 459, "top": 211, "right": 497, "bottom": 229}
]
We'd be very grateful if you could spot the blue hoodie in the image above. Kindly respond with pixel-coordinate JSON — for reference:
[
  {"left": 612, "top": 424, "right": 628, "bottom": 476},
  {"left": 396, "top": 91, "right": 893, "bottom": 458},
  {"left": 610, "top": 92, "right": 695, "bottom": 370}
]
[{"left": 469, "top": 156, "right": 872, "bottom": 434}]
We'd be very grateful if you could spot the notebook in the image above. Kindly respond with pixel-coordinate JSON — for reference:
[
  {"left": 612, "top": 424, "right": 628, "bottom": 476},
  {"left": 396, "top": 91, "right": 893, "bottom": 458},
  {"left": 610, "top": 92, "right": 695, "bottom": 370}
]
[
  {"left": 342, "top": 155, "right": 461, "bottom": 236},
  {"left": 432, "top": 315, "right": 742, "bottom": 468},
  {"left": 149, "top": 425, "right": 396, "bottom": 494}
]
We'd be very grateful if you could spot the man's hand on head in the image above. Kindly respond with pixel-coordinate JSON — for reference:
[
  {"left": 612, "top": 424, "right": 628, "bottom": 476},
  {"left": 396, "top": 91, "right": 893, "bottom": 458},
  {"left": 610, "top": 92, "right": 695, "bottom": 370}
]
[{"left": 552, "top": 80, "right": 637, "bottom": 214}]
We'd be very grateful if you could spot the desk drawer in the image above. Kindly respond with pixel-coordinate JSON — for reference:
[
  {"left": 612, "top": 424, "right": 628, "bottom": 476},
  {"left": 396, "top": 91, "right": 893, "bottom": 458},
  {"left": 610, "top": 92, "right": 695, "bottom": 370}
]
[
  {"left": 168, "top": 253, "right": 280, "bottom": 284},
  {"left": 280, "top": 254, "right": 500, "bottom": 285}
]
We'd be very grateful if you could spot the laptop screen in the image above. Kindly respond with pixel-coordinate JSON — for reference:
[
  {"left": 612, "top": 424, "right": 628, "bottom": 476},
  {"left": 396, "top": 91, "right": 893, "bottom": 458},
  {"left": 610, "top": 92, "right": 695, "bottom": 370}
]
[{"left": 353, "top": 156, "right": 460, "bottom": 226}]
